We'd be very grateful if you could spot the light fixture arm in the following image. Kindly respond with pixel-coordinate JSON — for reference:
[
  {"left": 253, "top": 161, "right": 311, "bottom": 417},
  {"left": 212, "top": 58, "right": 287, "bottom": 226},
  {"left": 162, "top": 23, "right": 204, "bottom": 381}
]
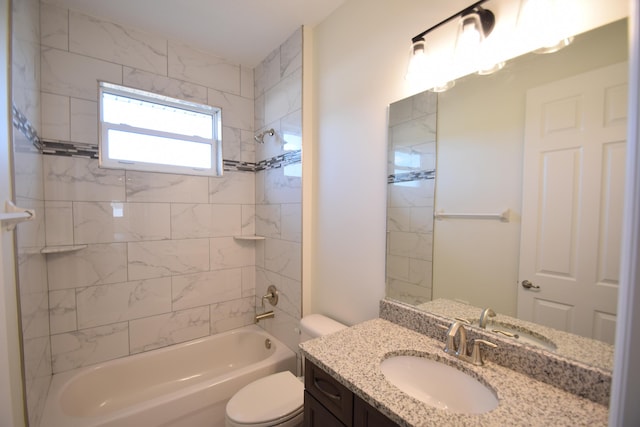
[
  {"left": 460, "top": 6, "right": 495, "bottom": 37},
  {"left": 411, "top": 0, "right": 490, "bottom": 43}
]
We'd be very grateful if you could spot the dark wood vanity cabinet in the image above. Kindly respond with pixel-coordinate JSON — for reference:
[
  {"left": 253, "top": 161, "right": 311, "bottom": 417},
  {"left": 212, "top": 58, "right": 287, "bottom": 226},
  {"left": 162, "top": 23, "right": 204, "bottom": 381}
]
[
  {"left": 304, "top": 358, "right": 398, "bottom": 427},
  {"left": 353, "top": 397, "right": 399, "bottom": 427},
  {"left": 304, "top": 358, "right": 353, "bottom": 425},
  {"left": 304, "top": 391, "right": 345, "bottom": 427}
]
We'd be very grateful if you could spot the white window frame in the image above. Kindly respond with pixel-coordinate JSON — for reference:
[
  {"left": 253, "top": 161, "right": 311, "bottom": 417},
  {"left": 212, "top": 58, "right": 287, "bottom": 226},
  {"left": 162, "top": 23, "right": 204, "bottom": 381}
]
[{"left": 98, "top": 81, "right": 223, "bottom": 176}]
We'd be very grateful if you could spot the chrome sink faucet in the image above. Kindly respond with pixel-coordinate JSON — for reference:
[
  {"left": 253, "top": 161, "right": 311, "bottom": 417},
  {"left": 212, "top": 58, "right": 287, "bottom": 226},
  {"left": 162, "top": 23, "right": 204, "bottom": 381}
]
[
  {"left": 444, "top": 320, "right": 497, "bottom": 366},
  {"left": 444, "top": 320, "right": 469, "bottom": 357},
  {"left": 478, "top": 308, "right": 496, "bottom": 329}
]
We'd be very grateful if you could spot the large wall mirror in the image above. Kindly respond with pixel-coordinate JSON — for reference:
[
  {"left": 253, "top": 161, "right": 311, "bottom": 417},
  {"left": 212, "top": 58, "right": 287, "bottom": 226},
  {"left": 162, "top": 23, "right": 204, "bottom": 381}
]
[{"left": 386, "top": 18, "right": 628, "bottom": 370}]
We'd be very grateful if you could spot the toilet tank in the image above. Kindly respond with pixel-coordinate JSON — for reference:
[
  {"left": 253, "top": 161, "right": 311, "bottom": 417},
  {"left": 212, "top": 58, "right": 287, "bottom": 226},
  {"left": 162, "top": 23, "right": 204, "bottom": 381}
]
[{"left": 299, "top": 314, "right": 347, "bottom": 342}]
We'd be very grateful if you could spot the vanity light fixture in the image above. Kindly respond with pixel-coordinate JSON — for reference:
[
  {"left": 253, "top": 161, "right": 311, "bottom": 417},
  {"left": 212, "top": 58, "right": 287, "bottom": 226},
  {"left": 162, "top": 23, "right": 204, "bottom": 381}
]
[
  {"left": 406, "top": 37, "right": 455, "bottom": 92},
  {"left": 455, "top": 6, "right": 495, "bottom": 53},
  {"left": 455, "top": 6, "right": 505, "bottom": 76},
  {"left": 406, "top": 0, "right": 503, "bottom": 92}
]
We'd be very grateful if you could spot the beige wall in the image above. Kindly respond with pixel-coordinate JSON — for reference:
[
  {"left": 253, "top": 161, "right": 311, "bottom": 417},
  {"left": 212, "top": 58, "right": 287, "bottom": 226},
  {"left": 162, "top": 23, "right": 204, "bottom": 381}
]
[
  {"left": 308, "top": 0, "right": 469, "bottom": 324},
  {"left": 308, "top": 0, "right": 628, "bottom": 325}
]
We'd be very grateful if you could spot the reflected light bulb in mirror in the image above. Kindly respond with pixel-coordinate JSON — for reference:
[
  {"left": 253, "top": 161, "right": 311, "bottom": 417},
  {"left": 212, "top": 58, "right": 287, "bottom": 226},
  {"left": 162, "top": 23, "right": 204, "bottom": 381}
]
[
  {"left": 534, "top": 36, "right": 574, "bottom": 54},
  {"left": 477, "top": 61, "right": 505, "bottom": 75},
  {"left": 430, "top": 80, "right": 455, "bottom": 93},
  {"left": 518, "top": 0, "right": 574, "bottom": 54}
]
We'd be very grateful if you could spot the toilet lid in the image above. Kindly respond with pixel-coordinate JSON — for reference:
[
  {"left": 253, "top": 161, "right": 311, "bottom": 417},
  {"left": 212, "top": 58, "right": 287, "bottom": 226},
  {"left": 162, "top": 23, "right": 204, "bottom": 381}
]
[{"left": 226, "top": 371, "right": 304, "bottom": 424}]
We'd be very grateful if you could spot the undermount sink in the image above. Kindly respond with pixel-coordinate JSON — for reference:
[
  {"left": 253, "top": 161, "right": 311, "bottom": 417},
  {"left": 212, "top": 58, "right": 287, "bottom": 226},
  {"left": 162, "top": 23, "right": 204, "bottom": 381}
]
[
  {"left": 380, "top": 355, "right": 498, "bottom": 414},
  {"left": 469, "top": 320, "right": 557, "bottom": 351}
]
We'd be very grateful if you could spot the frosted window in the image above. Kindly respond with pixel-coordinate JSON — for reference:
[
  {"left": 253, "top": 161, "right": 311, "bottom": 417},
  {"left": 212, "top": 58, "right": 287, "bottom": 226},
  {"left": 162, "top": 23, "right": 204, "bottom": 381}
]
[{"left": 99, "top": 82, "right": 222, "bottom": 176}]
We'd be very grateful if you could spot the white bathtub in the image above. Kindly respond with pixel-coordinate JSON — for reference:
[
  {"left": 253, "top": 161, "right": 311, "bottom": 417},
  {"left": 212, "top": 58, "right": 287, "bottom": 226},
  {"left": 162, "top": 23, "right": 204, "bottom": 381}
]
[{"left": 41, "top": 325, "right": 297, "bottom": 427}]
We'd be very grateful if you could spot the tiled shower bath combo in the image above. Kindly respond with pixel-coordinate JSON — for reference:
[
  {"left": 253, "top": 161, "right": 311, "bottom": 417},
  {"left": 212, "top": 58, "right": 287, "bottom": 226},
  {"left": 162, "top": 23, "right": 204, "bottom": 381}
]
[{"left": 12, "top": 1, "right": 303, "bottom": 424}]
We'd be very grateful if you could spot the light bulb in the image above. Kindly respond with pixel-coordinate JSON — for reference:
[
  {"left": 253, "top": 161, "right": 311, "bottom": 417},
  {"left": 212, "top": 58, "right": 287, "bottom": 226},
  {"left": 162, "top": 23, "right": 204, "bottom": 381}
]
[
  {"left": 457, "top": 14, "right": 485, "bottom": 53},
  {"left": 406, "top": 39, "right": 427, "bottom": 82}
]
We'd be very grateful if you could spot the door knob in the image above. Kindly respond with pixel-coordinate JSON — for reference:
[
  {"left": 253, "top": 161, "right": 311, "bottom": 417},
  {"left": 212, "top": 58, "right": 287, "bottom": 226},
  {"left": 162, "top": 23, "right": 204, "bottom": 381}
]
[{"left": 521, "top": 280, "right": 540, "bottom": 289}]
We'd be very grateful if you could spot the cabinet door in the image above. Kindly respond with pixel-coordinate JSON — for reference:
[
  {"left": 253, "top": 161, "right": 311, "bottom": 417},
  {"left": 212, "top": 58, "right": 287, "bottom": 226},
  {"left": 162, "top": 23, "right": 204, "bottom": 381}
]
[
  {"left": 304, "top": 391, "right": 345, "bottom": 427},
  {"left": 305, "top": 360, "right": 353, "bottom": 426},
  {"left": 353, "top": 395, "right": 399, "bottom": 427}
]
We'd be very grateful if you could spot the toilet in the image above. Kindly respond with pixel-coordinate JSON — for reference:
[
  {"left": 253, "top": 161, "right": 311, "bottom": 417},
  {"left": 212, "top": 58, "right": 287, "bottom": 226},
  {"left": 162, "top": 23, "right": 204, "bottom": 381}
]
[{"left": 225, "top": 314, "right": 347, "bottom": 427}]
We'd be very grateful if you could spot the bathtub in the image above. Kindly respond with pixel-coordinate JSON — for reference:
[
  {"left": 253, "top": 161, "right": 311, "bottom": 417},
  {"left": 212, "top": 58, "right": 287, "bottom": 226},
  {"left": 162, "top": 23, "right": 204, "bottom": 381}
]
[{"left": 41, "top": 325, "right": 297, "bottom": 427}]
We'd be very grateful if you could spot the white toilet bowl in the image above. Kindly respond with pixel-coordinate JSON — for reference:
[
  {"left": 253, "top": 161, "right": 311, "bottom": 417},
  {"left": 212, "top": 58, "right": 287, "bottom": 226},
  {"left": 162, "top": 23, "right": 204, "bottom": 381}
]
[
  {"left": 224, "top": 314, "right": 347, "bottom": 427},
  {"left": 225, "top": 371, "right": 304, "bottom": 427}
]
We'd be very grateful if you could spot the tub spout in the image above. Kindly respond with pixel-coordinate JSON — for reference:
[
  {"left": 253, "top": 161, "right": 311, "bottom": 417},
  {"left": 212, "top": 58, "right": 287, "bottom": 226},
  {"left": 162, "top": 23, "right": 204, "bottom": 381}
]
[{"left": 255, "top": 311, "right": 274, "bottom": 323}]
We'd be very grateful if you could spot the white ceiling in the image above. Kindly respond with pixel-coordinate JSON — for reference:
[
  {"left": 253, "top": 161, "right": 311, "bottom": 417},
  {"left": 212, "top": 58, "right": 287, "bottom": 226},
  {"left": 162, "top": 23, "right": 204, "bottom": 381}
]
[{"left": 41, "top": 0, "right": 347, "bottom": 67}]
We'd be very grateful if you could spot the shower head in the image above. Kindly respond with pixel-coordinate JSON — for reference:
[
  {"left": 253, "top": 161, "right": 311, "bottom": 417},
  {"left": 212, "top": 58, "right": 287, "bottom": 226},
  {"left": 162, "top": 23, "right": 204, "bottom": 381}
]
[{"left": 254, "top": 128, "right": 275, "bottom": 143}]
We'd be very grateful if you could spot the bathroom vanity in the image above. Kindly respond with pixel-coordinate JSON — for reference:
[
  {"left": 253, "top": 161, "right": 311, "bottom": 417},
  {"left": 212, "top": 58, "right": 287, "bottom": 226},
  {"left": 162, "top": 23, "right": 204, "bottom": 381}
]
[
  {"left": 300, "top": 315, "right": 609, "bottom": 426},
  {"left": 304, "top": 358, "right": 396, "bottom": 426}
]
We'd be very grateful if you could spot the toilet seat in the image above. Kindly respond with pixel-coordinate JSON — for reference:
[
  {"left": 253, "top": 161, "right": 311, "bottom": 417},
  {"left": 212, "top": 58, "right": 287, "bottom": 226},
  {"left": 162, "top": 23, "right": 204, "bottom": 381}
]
[{"left": 226, "top": 371, "right": 304, "bottom": 426}]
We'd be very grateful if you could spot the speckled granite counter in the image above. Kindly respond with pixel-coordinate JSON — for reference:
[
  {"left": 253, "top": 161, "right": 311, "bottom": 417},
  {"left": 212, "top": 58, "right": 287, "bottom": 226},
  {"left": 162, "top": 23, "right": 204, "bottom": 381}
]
[
  {"left": 417, "top": 299, "right": 614, "bottom": 371},
  {"left": 380, "top": 299, "right": 612, "bottom": 406},
  {"left": 300, "top": 318, "right": 608, "bottom": 427}
]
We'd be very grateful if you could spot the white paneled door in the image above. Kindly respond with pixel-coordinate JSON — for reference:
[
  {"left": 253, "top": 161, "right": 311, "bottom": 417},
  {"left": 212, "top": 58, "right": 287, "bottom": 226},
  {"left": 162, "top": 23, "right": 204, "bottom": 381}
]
[{"left": 517, "top": 62, "right": 628, "bottom": 344}]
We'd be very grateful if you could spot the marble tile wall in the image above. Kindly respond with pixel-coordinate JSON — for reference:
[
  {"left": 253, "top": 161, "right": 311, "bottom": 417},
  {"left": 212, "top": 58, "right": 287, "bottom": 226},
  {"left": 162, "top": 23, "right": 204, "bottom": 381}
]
[
  {"left": 12, "top": 1, "right": 49, "bottom": 426},
  {"left": 252, "top": 28, "right": 303, "bottom": 354},
  {"left": 386, "top": 91, "right": 437, "bottom": 305},
  {"left": 40, "top": 4, "right": 260, "bottom": 374}
]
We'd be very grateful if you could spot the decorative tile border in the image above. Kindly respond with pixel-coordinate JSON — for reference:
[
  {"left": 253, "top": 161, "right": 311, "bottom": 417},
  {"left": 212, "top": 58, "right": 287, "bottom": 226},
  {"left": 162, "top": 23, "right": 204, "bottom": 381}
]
[
  {"left": 223, "top": 159, "right": 257, "bottom": 172},
  {"left": 12, "top": 103, "right": 42, "bottom": 152},
  {"left": 42, "top": 140, "right": 98, "bottom": 158},
  {"left": 39, "top": 139, "right": 301, "bottom": 173},
  {"left": 387, "top": 169, "right": 435, "bottom": 184},
  {"left": 255, "top": 150, "right": 301, "bottom": 171}
]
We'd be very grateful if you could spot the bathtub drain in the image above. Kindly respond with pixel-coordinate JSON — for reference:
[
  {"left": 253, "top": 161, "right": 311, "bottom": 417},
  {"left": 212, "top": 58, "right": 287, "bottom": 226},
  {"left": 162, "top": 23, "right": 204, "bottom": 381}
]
[{"left": 264, "top": 339, "right": 272, "bottom": 349}]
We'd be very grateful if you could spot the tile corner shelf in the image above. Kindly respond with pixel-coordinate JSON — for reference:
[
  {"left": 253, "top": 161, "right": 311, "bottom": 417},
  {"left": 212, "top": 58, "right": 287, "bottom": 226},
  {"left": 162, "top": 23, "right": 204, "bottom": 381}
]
[
  {"left": 41, "top": 245, "right": 88, "bottom": 254},
  {"left": 233, "top": 235, "right": 266, "bottom": 241}
]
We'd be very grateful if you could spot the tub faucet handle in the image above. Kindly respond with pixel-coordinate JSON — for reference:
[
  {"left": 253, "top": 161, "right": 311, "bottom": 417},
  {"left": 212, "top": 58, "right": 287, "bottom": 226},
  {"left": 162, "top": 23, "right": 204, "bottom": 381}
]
[
  {"left": 261, "top": 285, "right": 279, "bottom": 309},
  {"left": 256, "top": 286, "right": 278, "bottom": 323}
]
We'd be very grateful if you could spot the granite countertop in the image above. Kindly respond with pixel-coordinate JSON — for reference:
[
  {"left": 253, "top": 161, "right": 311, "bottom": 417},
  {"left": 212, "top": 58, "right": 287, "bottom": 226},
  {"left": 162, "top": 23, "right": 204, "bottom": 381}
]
[
  {"left": 416, "top": 299, "right": 614, "bottom": 372},
  {"left": 300, "top": 318, "right": 608, "bottom": 427}
]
